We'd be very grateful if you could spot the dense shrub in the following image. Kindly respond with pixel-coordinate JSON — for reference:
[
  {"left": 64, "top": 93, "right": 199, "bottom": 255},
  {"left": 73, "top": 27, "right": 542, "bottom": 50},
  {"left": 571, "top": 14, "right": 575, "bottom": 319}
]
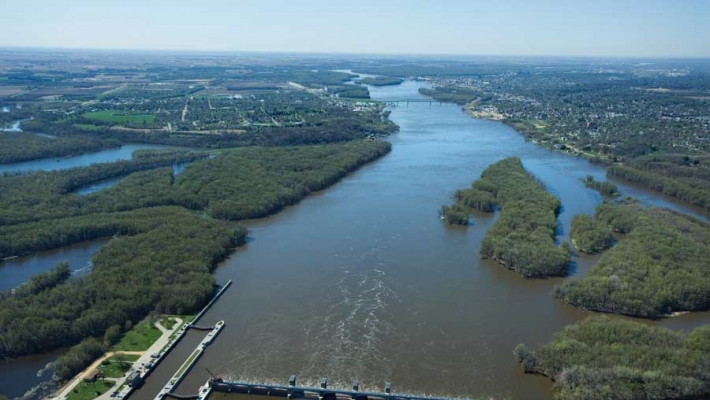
[
  {"left": 557, "top": 202, "right": 710, "bottom": 317},
  {"left": 441, "top": 204, "right": 469, "bottom": 225},
  {"left": 516, "top": 316, "right": 710, "bottom": 400},
  {"left": 582, "top": 175, "right": 619, "bottom": 196},
  {"left": 476, "top": 158, "right": 569, "bottom": 277},
  {"left": 455, "top": 188, "right": 496, "bottom": 212},
  {"left": 54, "top": 338, "right": 107, "bottom": 382},
  {"left": 570, "top": 214, "right": 614, "bottom": 253}
]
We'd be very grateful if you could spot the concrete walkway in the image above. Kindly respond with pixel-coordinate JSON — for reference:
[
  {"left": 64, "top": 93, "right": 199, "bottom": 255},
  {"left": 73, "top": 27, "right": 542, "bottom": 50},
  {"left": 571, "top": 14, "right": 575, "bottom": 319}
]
[{"left": 54, "top": 318, "right": 183, "bottom": 400}]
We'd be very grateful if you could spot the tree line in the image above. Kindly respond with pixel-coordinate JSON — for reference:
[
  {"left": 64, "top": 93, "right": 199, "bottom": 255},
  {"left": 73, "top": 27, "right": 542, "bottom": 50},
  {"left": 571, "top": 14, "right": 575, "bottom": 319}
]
[
  {"left": 440, "top": 182, "right": 498, "bottom": 226},
  {"left": 359, "top": 77, "right": 403, "bottom": 86},
  {"left": 608, "top": 162, "right": 710, "bottom": 212},
  {"left": 474, "top": 157, "right": 570, "bottom": 278},
  {"left": 419, "top": 87, "right": 486, "bottom": 105},
  {"left": 440, "top": 204, "right": 469, "bottom": 225},
  {"left": 0, "top": 206, "right": 246, "bottom": 360},
  {"left": 556, "top": 201, "right": 710, "bottom": 318},
  {"left": 0, "top": 132, "right": 120, "bottom": 164},
  {"left": 570, "top": 214, "right": 615, "bottom": 254},
  {"left": 582, "top": 175, "right": 619, "bottom": 197},
  {"left": 0, "top": 149, "right": 208, "bottom": 226}
]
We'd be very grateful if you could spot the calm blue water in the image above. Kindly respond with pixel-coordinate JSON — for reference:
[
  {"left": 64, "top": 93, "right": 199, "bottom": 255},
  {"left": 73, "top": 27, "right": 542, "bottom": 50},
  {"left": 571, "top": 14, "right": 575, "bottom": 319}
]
[
  {"left": 75, "top": 161, "right": 191, "bottom": 196},
  {"left": 0, "top": 238, "right": 110, "bottom": 292},
  {"left": 0, "top": 143, "right": 190, "bottom": 175}
]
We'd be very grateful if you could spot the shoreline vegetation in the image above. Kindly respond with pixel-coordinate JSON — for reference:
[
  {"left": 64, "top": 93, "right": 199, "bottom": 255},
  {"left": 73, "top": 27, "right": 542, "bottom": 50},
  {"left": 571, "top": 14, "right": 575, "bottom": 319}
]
[
  {"left": 440, "top": 203, "right": 470, "bottom": 225},
  {"left": 473, "top": 157, "right": 570, "bottom": 278},
  {"left": 608, "top": 159, "right": 710, "bottom": 213},
  {"left": 0, "top": 133, "right": 121, "bottom": 164},
  {"left": 440, "top": 176, "right": 500, "bottom": 225},
  {"left": 359, "top": 76, "right": 404, "bottom": 86},
  {"left": 556, "top": 201, "right": 710, "bottom": 318},
  {"left": 419, "top": 86, "right": 710, "bottom": 216},
  {"left": 515, "top": 316, "right": 710, "bottom": 400},
  {"left": 0, "top": 140, "right": 392, "bottom": 375},
  {"left": 581, "top": 176, "right": 619, "bottom": 197},
  {"left": 569, "top": 214, "right": 615, "bottom": 254}
]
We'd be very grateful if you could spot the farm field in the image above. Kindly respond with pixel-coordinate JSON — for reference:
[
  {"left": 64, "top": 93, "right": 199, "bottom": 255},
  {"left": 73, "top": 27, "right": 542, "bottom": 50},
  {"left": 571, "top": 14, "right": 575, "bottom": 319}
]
[{"left": 84, "top": 110, "right": 156, "bottom": 124}]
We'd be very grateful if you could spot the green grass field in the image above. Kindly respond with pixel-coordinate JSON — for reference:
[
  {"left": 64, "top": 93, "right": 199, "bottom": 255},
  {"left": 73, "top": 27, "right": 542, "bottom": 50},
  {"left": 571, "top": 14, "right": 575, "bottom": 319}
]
[
  {"left": 67, "top": 380, "right": 114, "bottom": 400},
  {"left": 166, "top": 315, "right": 196, "bottom": 341},
  {"left": 529, "top": 120, "right": 548, "bottom": 130},
  {"left": 84, "top": 110, "right": 155, "bottom": 125},
  {"left": 112, "top": 317, "right": 162, "bottom": 351},
  {"left": 97, "top": 354, "right": 140, "bottom": 378},
  {"left": 160, "top": 316, "right": 179, "bottom": 330}
]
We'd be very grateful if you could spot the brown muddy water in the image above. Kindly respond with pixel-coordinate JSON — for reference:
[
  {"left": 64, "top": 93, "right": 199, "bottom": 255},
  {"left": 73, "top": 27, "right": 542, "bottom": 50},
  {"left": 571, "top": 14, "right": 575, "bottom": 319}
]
[{"left": 4, "top": 80, "right": 710, "bottom": 400}]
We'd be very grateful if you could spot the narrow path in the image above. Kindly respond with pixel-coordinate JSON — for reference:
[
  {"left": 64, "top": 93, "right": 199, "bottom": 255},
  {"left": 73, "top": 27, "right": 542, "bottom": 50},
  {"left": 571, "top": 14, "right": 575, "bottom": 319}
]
[
  {"left": 181, "top": 98, "right": 190, "bottom": 122},
  {"left": 54, "top": 318, "right": 183, "bottom": 400}
]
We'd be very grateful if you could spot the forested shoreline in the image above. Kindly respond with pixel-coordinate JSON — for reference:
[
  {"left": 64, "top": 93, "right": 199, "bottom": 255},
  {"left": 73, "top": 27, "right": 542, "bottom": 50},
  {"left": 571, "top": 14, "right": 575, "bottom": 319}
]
[
  {"left": 0, "top": 149, "right": 208, "bottom": 226},
  {"left": 440, "top": 178, "right": 499, "bottom": 225},
  {"left": 359, "top": 77, "right": 403, "bottom": 86},
  {"left": 557, "top": 201, "right": 710, "bottom": 318},
  {"left": 0, "top": 133, "right": 121, "bottom": 164},
  {"left": 440, "top": 203, "right": 469, "bottom": 225},
  {"left": 581, "top": 176, "right": 619, "bottom": 197},
  {"left": 0, "top": 206, "right": 245, "bottom": 359},
  {"left": 474, "top": 158, "right": 570, "bottom": 277},
  {"left": 608, "top": 162, "right": 710, "bottom": 212},
  {"left": 515, "top": 316, "right": 710, "bottom": 400},
  {"left": 0, "top": 141, "right": 390, "bottom": 236},
  {"left": 418, "top": 87, "right": 485, "bottom": 105},
  {"left": 0, "top": 140, "right": 391, "bottom": 367}
]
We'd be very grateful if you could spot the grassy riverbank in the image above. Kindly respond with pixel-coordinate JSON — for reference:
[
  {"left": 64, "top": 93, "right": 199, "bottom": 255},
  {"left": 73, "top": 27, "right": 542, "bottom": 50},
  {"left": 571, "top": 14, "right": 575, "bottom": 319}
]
[{"left": 66, "top": 381, "right": 114, "bottom": 400}]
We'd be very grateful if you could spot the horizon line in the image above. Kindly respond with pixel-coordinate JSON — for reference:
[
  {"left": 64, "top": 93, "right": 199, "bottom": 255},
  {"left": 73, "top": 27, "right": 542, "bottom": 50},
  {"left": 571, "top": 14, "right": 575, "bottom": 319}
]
[{"left": 1, "top": 45, "right": 710, "bottom": 61}]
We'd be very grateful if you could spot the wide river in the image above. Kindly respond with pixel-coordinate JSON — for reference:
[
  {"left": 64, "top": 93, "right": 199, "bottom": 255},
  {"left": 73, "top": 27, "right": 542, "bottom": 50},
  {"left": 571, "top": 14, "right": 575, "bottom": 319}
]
[
  {"left": 125, "top": 81, "right": 710, "bottom": 400},
  {"left": 3, "top": 81, "right": 710, "bottom": 400}
]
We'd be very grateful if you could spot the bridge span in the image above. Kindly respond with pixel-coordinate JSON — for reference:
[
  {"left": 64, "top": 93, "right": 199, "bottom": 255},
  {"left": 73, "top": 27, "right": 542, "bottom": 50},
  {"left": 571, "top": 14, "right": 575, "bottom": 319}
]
[
  {"left": 207, "top": 377, "right": 461, "bottom": 400},
  {"left": 383, "top": 100, "right": 457, "bottom": 106}
]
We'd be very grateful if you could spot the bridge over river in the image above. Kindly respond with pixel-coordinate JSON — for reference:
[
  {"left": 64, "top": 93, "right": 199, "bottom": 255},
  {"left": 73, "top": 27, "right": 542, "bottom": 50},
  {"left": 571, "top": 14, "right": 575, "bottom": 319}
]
[
  {"left": 382, "top": 100, "right": 458, "bottom": 106},
  {"left": 207, "top": 377, "right": 465, "bottom": 400}
]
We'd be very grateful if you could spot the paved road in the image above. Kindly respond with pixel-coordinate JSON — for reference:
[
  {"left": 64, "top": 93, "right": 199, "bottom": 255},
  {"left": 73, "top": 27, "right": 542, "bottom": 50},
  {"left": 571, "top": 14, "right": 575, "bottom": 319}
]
[{"left": 54, "top": 318, "right": 183, "bottom": 400}]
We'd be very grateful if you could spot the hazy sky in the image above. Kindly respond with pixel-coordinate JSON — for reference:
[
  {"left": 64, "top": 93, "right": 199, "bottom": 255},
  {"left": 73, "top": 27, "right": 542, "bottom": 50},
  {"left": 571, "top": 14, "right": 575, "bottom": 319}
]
[{"left": 1, "top": 0, "right": 709, "bottom": 57}]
